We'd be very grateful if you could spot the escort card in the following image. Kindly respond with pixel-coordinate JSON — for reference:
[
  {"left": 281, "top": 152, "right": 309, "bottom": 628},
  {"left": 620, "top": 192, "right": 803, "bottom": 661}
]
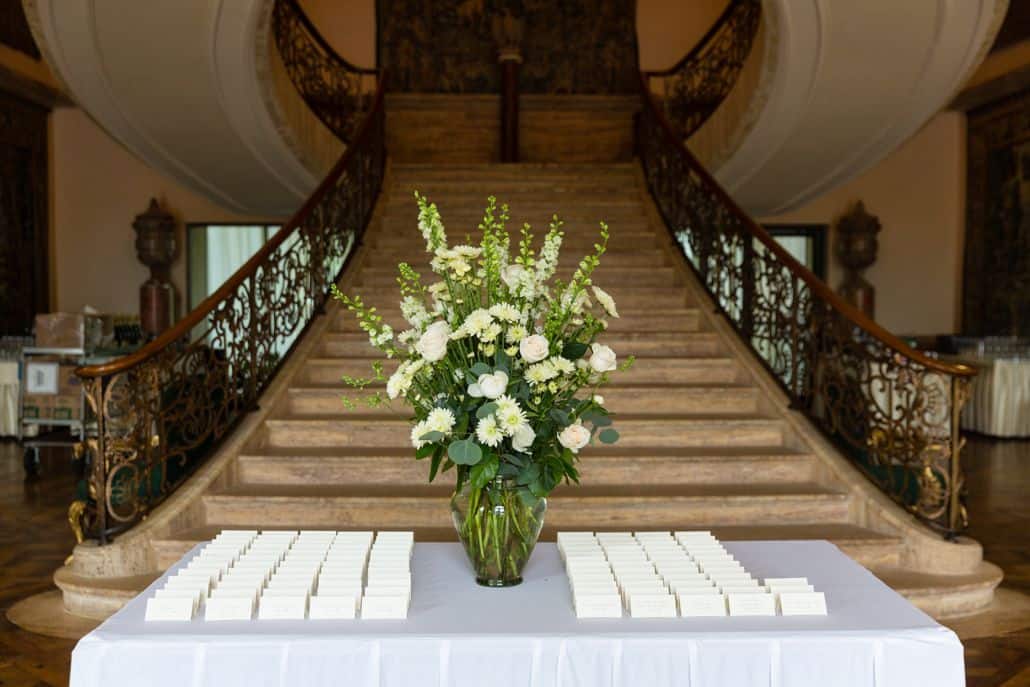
[
  {"left": 258, "top": 595, "right": 308, "bottom": 620},
  {"left": 361, "top": 594, "right": 408, "bottom": 619},
  {"left": 727, "top": 592, "right": 776, "bottom": 616},
  {"left": 779, "top": 591, "right": 827, "bottom": 616},
  {"left": 205, "top": 596, "right": 254, "bottom": 621},
  {"left": 764, "top": 577, "right": 808, "bottom": 586},
  {"left": 144, "top": 596, "right": 196, "bottom": 621},
  {"left": 678, "top": 593, "right": 728, "bottom": 617},
  {"left": 308, "top": 595, "right": 358, "bottom": 619},
  {"left": 574, "top": 594, "right": 623, "bottom": 618},
  {"left": 629, "top": 593, "right": 678, "bottom": 618}
]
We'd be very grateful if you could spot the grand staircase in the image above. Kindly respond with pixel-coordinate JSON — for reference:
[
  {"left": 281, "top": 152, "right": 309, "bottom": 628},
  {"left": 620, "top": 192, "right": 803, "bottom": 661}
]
[{"left": 115, "top": 162, "right": 998, "bottom": 619}]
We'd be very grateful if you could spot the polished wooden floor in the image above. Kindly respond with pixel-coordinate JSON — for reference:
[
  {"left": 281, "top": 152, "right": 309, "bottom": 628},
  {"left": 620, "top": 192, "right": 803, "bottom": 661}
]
[{"left": 0, "top": 435, "right": 1027, "bottom": 686}]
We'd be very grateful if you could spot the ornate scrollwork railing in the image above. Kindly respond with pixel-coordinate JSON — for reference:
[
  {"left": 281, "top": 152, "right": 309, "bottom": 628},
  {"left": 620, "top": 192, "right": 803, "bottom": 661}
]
[
  {"left": 637, "top": 82, "right": 976, "bottom": 537},
  {"left": 73, "top": 58, "right": 387, "bottom": 543},
  {"left": 644, "top": 0, "right": 762, "bottom": 139},
  {"left": 272, "top": 0, "right": 377, "bottom": 143}
]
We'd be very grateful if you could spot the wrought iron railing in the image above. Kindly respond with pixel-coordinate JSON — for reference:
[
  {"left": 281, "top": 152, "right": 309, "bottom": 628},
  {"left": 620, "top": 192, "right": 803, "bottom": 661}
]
[
  {"left": 73, "top": 9, "right": 387, "bottom": 543},
  {"left": 272, "top": 0, "right": 377, "bottom": 143},
  {"left": 643, "top": 0, "right": 762, "bottom": 139},
  {"left": 637, "top": 83, "right": 975, "bottom": 535}
]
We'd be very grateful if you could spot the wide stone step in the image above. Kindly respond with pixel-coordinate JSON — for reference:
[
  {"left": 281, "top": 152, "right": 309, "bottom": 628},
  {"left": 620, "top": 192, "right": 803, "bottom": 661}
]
[
  {"left": 371, "top": 228, "right": 661, "bottom": 251},
  {"left": 361, "top": 248, "right": 671, "bottom": 269},
  {"left": 316, "top": 330, "right": 719, "bottom": 359},
  {"left": 390, "top": 162, "right": 638, "bottom": 180},
  {"left": 152, "top": 522, "right": 901, "bottom": 572},
  {"left": 386, "top": 190, "right": 644, "bottom": 207},
  {"left": 262, "top": 415, "right": 788, "bottom": 449},
  {"left": 354, "top": 265, "right": 680, "bottom": 288},
  {"left": 235, "top": 446, "right": 817, "bottom": 487},
  {"left": 388, "top": 181, "right": 641, "bottom": 198},
  {"left": 329, "top": 308, "right": 702, "bottom": 334},
  {"left": 200, "top": 482, "right": 850, "bottom": 530},
  {"left": 285, "top": 384, "right": 760, "bottom": 416}
]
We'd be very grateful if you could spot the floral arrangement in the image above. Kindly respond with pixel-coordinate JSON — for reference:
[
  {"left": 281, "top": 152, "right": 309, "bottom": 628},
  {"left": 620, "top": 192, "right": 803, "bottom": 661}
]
[{"left": 331, "top": 193, "right": 631, "bottom": 584}]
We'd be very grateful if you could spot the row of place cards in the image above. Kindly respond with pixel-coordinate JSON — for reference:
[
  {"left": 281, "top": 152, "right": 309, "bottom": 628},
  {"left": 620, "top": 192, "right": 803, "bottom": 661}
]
[
  {"left": 145, "top": 529, "right": 414, "bottom": 622},
  {"left": 558, "top": 531, "right": 828, "bottom": 619}
]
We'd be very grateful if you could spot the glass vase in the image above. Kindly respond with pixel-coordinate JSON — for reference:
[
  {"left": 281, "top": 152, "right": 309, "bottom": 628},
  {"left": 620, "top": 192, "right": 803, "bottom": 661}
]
[{"left": 450, "top": 477, "right": 546, "bottom": 587}]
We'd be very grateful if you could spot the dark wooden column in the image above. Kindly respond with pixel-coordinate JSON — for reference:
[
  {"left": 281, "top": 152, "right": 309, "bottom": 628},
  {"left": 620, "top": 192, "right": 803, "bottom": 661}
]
[{"left": 493, "top": 13, "right": 523, "bottom": 163}]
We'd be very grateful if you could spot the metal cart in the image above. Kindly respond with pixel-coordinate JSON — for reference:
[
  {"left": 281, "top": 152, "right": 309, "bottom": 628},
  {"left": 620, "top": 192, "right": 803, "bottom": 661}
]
[{"left": 18, "top": 346, "right": 90, "bottom": 477}]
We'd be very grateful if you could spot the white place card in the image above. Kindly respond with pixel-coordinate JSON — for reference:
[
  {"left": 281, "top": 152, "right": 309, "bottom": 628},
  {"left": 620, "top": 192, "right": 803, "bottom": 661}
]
[
  {"left": 727, "top": 593, "right": 776, "bottom": 616},
  {"left": 671, "top": 583, "right": 719, "bottom": 595},
  {"left": 629, "top": 593, "right": 678, "bottom": 618},
  {"left": 308, "top": 595, "right": 358, "bottom": 619},
  {"left": 205, "top": 596, "right": 254, "bottom": 621},
  {"left": 768, "top": 584, "right": 815, "bottom": 596},
  {"left": 764, "top": 577, "right": 809, "bottom": 586},
  {"left": 145, "top": 597, "right": 196, "bottom": 621},
  {"left": 779, "top": 591, "right": 828, "bottom": 616},
  {"left": 209, "top": 587, "right": 260, "bottom": 602},
  {"left": 258, "top": 595, "right": 308, "bottom": 620},
  {"left": 720, "top": 585, "right": 765, "bottom": 595},
  {"left": 678, "top": 593, "right": 728, "bottom": 617},
  {"left": 574, "top": 594, "right": 623, "bottom": 618},
  {"left": 361, "top": 594, "right": 408, "bottom": 619}
]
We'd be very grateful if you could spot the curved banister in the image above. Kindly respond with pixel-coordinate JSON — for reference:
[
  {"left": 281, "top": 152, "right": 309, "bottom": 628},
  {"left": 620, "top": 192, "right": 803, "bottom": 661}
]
[
  {"left": 72, "top": 0, "right": 388, "bottom": 543},
  {"left": 643, "top": 0, "right": 762, "bottom": 139},
  {"left": 636, "top": 0, "right": 973, "bottom": 537},
  {"left": 641, "top": 79, "right": 972, "bottom": 380},
  {"left": 272, "top": 0, "right": 376, "bottom": 142},
  {"left": 76, "top": 79, "right": 387, "bottom": 381},
  {"left": 643, "top": 0, "right": 742, "bottom": 78}
]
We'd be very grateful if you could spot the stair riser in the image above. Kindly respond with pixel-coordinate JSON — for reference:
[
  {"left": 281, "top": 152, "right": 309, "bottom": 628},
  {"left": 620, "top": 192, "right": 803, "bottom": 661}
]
[
  {"left": 329, "top": 311, "right": 702, "bottom": 334},
  {"left": 202, "top": 495, "right": 848, "bottom": 529},
  {"left": 355, "top": 269, "right": 680, "bottom": 289},
  {"left": 236, "top": 455, "right": 818, "bottom": 487},
  {"left": 298, "top": 358, "right": 740, "bottom": 386},
  {"left": 361, "top": 251, "right": 671, "bottom": 269},
  {"left": 371, "top": 232, "right": 660, "bottom": 251},
  {"left": 286, "top": 387, "right": 760, "bottom": 416},
  {"left": 263, "top": 419, "right": 785, "bottom": 449},
  {"left": 344, "top": 287, "right": 693, "bottom": 310}
]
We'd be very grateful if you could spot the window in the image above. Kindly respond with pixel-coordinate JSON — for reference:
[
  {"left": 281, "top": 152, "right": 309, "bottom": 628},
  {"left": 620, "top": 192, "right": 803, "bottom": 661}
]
[
  {"left": 186, "top": 224, "right": 281, "bottom": 310},
  {"left": 764, "top": 224, "right": 827, "bottom": 281}
]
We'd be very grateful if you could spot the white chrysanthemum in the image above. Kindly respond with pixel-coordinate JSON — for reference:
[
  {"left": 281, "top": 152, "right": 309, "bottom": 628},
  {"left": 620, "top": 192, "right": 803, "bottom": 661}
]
[
  {"left": 495, "top": 394, "right": 519, "bottom": 414},
  {"left": 464, "top": 308, "right": 493, "bottom": 335},
  {"left": 525, "top": 360, "right": 558, "bottom": 385},
  {"left": 475, "top": 416, "right": 504, "bottom": 447},
  {"left": 489, "top": 302, "right": 520, "bottom": 323},
  {"left": 386, "top": 369, "right": 410, "bottom": 399},
  {"left": 506, "top": 325, "right": 528, "bottom": 343},
  {"left": 410, "top": 420, "right": 430, "bottom": 448},
  {"left": 550, "top": 356, "right": 576, "bottom": 375},
  {"left": 591, "top": 286, "right": 619, "bottom": 318},
  {"left": 480, "top": 322, "right": 502, "bottom": 342},
  {"left": 497, "top": 404, "right": 528, "bottom": 435},
  {"left": 426, "top": 407, "right": 456, "bottom": 435}
]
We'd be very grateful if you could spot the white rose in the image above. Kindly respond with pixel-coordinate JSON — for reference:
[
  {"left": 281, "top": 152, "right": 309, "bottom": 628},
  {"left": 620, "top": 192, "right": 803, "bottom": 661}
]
[
  {"left": 520, "top": 334, "right": 549, "bottom": 363},
  {"left": 415, "top": 321, "right": 451, "bottom": 362},
  {"left": 468, "top": 370, "right": 509, "bottom": 399},
  {"left": 558, "top": 422, "right": 591, "bottom": 453},
  {"left": 589, "top": 343, "right": 617, "bottom": 373},
  {"left": 511, "top": 423, "right": 535, "bottom": 453},
  {"left": 501, "top": 264, "right": 525, "bottom": 289}
]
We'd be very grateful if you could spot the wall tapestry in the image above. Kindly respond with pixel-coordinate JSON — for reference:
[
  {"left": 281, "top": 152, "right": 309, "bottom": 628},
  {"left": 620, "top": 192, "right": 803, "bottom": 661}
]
[
  {"left": 964, "top": 89, "right": 1030, "bottom": 337},
  {"left": 376, "top": 0, "right": 639, "bottom": 93}
]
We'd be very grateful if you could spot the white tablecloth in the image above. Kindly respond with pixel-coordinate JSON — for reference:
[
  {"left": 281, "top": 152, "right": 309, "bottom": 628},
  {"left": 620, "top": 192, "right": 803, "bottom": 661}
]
[
  {"left": 0, "top": 361, "right": 18, "bottom": 437},
  {"left": 959, "top": 357, "right": 1030, "bottom": 437},
  {"left": 71, "top": 541, "right": 963, "bottom": 687}
]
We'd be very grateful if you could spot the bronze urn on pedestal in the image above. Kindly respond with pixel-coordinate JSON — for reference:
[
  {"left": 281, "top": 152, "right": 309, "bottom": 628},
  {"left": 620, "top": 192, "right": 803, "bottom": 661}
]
[{"left": 133, "top": 199, "right": 177, "bottom": 340}]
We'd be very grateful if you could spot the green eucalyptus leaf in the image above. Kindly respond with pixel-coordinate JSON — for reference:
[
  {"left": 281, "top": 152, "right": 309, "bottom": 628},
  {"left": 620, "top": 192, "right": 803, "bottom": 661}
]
[
  {"left": 415, "top": 443, "right": 437, "bottom": 459},
  {"left": 598, "top": 428, "right": 620, "bottom": 444},
  {"left": 518, "top": 488, "right": 541, "bottom": 508},
  {"left": 471, "top": 362, "right": 492, "bottom": 376},
  {"left": 562, "top": 342, "right": 589, "bottom": 359},
  {"left": 585, "top": 413, "right": 612, "bottom": 427},
  {"left": 419, "top": 430, "right": 445, "bottom": 443},
  {"left": 548, "top": 408, "right": 571, "bottom": 427},
  {"left": 448, "top": 438, "right": 483, "bottom": 465},
  {"left": 475, "top": 402, "right": 498, "bottom": 419},
  {"left": 470, "top": 454, "right": 499, "bottom": 489},
  {"left": 428, "top": 448, "right": 444, "bottom": 481}
]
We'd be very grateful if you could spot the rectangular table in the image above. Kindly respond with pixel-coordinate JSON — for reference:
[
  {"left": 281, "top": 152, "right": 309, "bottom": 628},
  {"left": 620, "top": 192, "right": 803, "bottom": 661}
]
[{"left": 71, "top": 541, "right": 964, "bottom": 687}]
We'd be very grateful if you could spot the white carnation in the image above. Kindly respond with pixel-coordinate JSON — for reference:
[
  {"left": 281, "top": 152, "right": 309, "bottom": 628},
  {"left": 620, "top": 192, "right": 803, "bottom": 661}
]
[
  {"left": 464, "top": 308, "right": 493, "bottom": 335},
  {"left": 512, "top": 423, "right": 535, "bottom": 452}
]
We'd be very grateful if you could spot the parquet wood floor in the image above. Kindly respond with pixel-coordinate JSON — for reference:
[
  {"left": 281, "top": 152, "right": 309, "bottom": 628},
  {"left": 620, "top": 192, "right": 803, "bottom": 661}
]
[{"left": 0, "top": 435, "right": 1027, "bottom": 686}]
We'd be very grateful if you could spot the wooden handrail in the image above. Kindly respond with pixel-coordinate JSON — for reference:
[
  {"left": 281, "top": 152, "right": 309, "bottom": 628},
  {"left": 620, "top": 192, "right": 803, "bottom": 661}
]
[
  {"left": 280, "top": 0, "right": 376, "bottom": 75},
  {"left": 643, "top": 0, "right": 744, "bottom": 78},
  {"left": 637, "top": 72, "right": 975, "bottom": 379},
  {"left": 76, "top": 74, "right": 388, "bottom": 379}
]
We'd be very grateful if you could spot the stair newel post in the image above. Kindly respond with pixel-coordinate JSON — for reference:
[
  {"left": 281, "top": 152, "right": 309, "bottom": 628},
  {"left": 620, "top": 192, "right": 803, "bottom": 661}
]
[{"left": 493, "top": 12, "right": 523, "bottom": 163}]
